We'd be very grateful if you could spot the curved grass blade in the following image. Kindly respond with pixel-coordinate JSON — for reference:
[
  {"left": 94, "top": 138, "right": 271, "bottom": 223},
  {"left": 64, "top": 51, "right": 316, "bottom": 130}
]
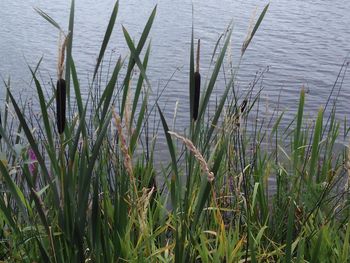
[
  {"left": 0, "top": 124, "right": 17, "bottom": 156},
  {"left": 241, "top": 4, "right": 269, "bottom": 55},
  {"left": 93, "top": 1, "right": 119, "bottom": 82},
  {"left": 311, "top": 230, "right": 323, "bottom": 262},
  {"left": 34, "top": 7, "right": 62, "bottom": 32},
  {"left": 77, "top": 111, "right": 112, "bottom": 224},
  {"left": 293, "top": 89, "right": 305, "bottom": 169},
  {"left": 30, "top": 188, "right": 49, "bottom": 234},
  {"left": 100, "top": 57, "right": 122, "bottom": 123},
  {"left": 29, "top": 67, "right": 54, "bottom": 149},
  {"left": 122, "top": 26, "right": 151, "bottom": 91},
  {"left": 0, "top": 160, "right": 28, "bottom": 214},
  {"left": 36, "top": 237, "right": 52, "bottom": 263},
  {"left": 204, "top": 77, "right": 233, "bottom": 150},
  {"left": 285, "top": 201, "right": 296, "bottom": 263},
  {"left": 309, "top": 108, "right": 323, "bottom": 181},
  {"left": 96, "top": 56, "right": 122, "bottom": 111},
  {"left": 7, "top": 90, "right": 60, "bottom": 208},
  {"left": 130, "top": 91, "right": 148, "bottom": 153},
  {"left": 120, "top": 5, "right": 157, "bottom": 119},
  {"left": 65, "top": 0, "right": 75, "bottom": 104},
  {"left": 197, "top": 26, "right": 232, "bottom": 124},
  {"left": 189, "top": 24, "right": 195, "bottom": 124},
  {"left": 7, "top": 90, "right": 50, "bottom": 179},
  {"left": 157, "top": 104, "right": 179, "bottom": 208},
  {"left": 0, "top": 196, "right": 18, "bottom": 232},
  {"left": 70, "top": 57, "right": 84, "bottom": 120},
  {"left": 130, "top": 42, "right": 151, "bottom": 127}
]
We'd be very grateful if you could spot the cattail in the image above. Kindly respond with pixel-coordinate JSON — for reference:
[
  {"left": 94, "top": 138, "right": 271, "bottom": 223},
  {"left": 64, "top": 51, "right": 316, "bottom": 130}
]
[
  {"left": 56, "top": 78, "right": 66, "bottom": 134},
  {"left": 193, "top": 39, "right": 201, "bottom": 121},
  {"left": 240, "top": 99, "right": 248, "bottom": 113},
  {"left": 56, "top": 33, "right": 68, "bottom": 135}
]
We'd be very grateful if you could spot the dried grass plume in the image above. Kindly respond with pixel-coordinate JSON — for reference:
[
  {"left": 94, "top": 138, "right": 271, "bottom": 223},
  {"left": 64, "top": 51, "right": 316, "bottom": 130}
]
[{"left": 168, "top": 131, "right": 214, "bottom": 182}]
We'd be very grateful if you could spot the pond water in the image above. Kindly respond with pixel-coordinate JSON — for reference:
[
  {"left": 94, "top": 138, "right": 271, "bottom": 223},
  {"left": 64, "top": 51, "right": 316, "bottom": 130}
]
[{"left": 0, "top": 0, "right": 349, "bottom": 130}]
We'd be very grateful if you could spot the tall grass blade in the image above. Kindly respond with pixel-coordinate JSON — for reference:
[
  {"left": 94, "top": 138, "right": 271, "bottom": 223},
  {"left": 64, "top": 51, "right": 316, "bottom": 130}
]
[
  {"left": 197, "top": 26, "right": 232, "bottom": 124},
  {"left": 122, "top": 26, "right": 151, "bottom": 88},
  {"left": 311, "top": 230, "right": 323, "bottom": 262},
  {"left": 34, "top": 8, "right": 62, "bottom": 31},
  {"left": 65, "top": 0, "right": 75, "bottom": 104},
  {"left": 293, "top": 89, "right": 305, "bottom": 169},
  {"left": 242, "top": 4, "right": 269, "bottom": 55},
  {"left": 29, "top": 67, "right": 54, "bottom": 149},
  {"left": 70, "top": 57, "right": 84, "bottom": 119},
  {"left": 285, "top": 201, "right": 296, "bottom": 263},
  {"left": 0, "top": 161, "right": 28, "bottom": 214},
  {"left": 309, "top": 108, "right": 323, "bottom": 181},
  {"left": 341, "top": 223, "right": 350, "bottom": 262},
  {"left": 157, "top": 104, "right": 179, "bottom": 208},
  {"left": 7, "top": 90, "right": 60, "bottom": 208},
  {"left": 189, "top": 25, "right": 195, "bottom": 124},
  {"left": 96, "top": 56, "right": 122, "bottom": 114},
  {"left": 120, "top": 5, "right": 156, "bottom": 118},
  {"left": 93, "top": 1, "right": 119, "bottom": 82}
]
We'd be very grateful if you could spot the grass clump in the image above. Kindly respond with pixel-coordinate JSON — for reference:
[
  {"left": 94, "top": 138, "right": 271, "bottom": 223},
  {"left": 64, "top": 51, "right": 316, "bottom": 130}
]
[{"left": 1, "top": 1, "right": 350, "bottom": 262}]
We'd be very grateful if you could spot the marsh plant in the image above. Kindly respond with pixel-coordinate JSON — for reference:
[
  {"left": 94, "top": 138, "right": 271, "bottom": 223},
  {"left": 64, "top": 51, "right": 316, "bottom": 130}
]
[{"left": 0, "top": 1, "right": 350, "bottom": 262}]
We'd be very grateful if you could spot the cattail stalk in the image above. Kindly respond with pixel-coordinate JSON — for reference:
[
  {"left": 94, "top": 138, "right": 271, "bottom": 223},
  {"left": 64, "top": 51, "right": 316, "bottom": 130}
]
[
  {"left": 56, "top": 79, "right": 66, "bottom": 134},
  {"left": 193, "top": 39, "right": 201, "bottom": 121},
  {"left": 240, "top": 99, "right": 248, "bottom": 113},
  {"left": 56, "top": 33, "right": 68, "bottom": 134}
]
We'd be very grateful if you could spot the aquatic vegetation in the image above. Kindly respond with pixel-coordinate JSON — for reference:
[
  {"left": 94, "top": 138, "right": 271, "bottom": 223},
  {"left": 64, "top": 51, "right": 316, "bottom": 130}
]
[{"left": 0, "top": 1, "right": 349, "bottom": 262}]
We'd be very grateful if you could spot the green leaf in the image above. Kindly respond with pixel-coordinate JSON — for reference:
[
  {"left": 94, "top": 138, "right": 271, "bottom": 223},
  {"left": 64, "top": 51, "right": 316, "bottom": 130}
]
[
  {"left": 341, "top": 223, "right": 350, "bottom": 262},
  {"left": 0, "top": 196, "right": 18, "bottom": 232},
  {"left": 0, "top": 160, "right": 28, "bottom": 214},
  {"left": 311, "top": 229, "right": 323, "bottom": 262},
  {"left": 130, "top": 42, "right": 151, "bottom": 127},
  {"left": 309, "top": 107, "right": 323, "bottom": 181},
  {"left": 29, "top": 67, "right": 54, "bottom": 150},
  {"left": 241, "top": 4, "right": 269, "bottom": 55},
  {"left": 100, "top": 57, "right": 122, "bottom": 123},
  {"left": 30, "top": 188, "right": 50, "bottom": 234},
  {"left": 157, "top": 104, "right": 179, "bottom": 209},
  {"left": 65, "top": 0, "right": 75, "bottom": 105},
  {"left": 285, "top": 201, "right": 296, "bottom": 263},
  {"left": 34, "top": 7, "right": 62, "bottom": 31},
  {"left": 93, "top": 1, "right": 119, "bottom": 81},
  {"left": 197, "top": 26, "right": 232, "bottom": 125},
  {"left": 120, "top": 5, "right": 157, "bottom": 119},
  {"left": 122, "top": 26, "right": 151, "bottom": 89},
  {"left": 70, "top": 57, "right": 84, "bottom": 119},
  {"left": 293, "top": 89, "right": 305, "bottom": 169},
  {"left": 7, "top": 89, "right": 60, "bottom": 208},
  {"left": 189, "top": 25, "right": 195, "bottom": 124},
  {"left": 204, "top": 77, "right": 233, "bottom": 150}
]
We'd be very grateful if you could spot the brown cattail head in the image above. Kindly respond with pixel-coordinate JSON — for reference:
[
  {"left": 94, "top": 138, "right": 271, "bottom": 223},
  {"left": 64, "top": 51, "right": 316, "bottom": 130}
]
[
  {"left": 193, "top": 39, "right": 201, "bottom": 121},
  {"left": 240, "top": 99, "right": 248, "bottom": 113},
  {"left": 56, "top": 78, "right": 66, "bottom": 134},
  {"left": 193, "top": 72, "right": 201, "bottom": 121}
]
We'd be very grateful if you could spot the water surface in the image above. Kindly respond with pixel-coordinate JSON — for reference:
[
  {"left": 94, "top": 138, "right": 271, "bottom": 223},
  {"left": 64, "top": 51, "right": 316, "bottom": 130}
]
[{"left": 0, "top": 0, "right": 349, "bottom": 128}]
